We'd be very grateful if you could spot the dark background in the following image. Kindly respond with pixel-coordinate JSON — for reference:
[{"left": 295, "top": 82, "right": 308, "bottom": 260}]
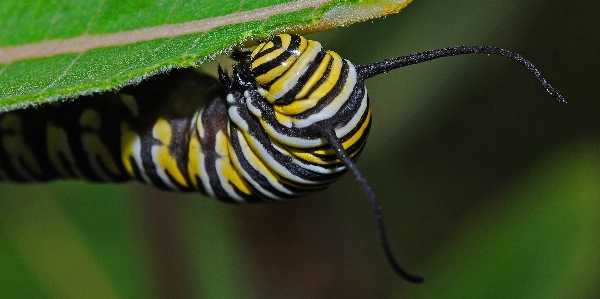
[{"left": 1, "top": 0, "right": 599, "bottom": 298}]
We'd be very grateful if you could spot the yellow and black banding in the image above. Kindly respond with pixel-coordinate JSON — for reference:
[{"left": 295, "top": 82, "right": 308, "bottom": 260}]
[
  {"left": 0, "top": 34, "right": 372, "bottom": 203},
  {"left": 223, "top": 34, "right": 372, "bottom": 201}
]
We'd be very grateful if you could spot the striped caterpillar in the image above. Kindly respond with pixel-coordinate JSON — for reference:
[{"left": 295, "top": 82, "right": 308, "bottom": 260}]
[{"left": 0, "top": 34, "right": 565, "bottom": 282}]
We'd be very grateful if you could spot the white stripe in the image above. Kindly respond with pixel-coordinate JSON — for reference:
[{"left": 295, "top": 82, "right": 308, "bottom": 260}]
[
  {"left": 120, "top": 94, "right": 139, "bottom": 117},
  {"left": 266, "top": 40, "right": 323, "bottom": 101},
  {"left": 214, "top": 130, "right": 244, "bottom": 202},
  {"left": 231, "top": 99, "right": 340, "bottom": 180},
  {"left": 243, "top": 129, "right": 315, "bottom": 185},
  {"left": 260, "top": 90, "right": 368, "bottom": 148},
  {"left": 231, "top": 129, "right": 292, "bottom": 199},
  {"left": 198, "top": 149, "right": 214, "bottom": 198},
  {"left": 259, "top": 60, "right": 358, "bottom": 129},
  {"left": 131, "top": 136, "right": 151, "bottom": 184},
  {"left": 215, "top": 159, "right": 245, "bottom": 203},
  {"left": 273, "top": 143, "right": 345, "bottom": 175}
]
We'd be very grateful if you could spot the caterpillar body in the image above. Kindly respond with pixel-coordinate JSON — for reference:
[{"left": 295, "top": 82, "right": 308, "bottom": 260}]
[
  {"left": 0, "top": 34, "right": 565, "bottom": 283},
  {"left": 0, "top": 35, "right": 370, "bottom": 204}
]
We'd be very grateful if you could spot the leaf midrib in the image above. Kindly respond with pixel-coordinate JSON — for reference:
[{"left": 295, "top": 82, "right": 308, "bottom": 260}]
[{"left": 0, "top": 0, "right": 329, "bottom": 64}]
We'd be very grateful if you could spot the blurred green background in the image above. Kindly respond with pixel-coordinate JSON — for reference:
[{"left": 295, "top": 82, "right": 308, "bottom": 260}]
[{"left": 1, "top": 0, "right": 599, "bottom": 298}]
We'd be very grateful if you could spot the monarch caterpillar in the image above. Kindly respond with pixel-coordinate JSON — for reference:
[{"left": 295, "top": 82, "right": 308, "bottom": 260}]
[{"left": 0, "top": 34, "right": 565, "bottom": 283}]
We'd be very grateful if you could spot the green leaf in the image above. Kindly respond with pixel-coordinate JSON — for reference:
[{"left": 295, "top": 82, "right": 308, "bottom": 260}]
[{"left": 0, "top": 0, "right": 412, "bottom": 112}]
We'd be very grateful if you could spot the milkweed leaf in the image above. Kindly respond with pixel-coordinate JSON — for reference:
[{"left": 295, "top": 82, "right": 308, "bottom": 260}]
[{"left": 0, "top": 0, "right": 412, "bottom": 112}]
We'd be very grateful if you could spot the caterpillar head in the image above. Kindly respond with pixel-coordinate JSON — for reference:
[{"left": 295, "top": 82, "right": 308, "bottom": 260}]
[
  {"left": 246, "top": 34, "right": 371, "bottom": 151},
  {"left": 223, "top": 34, "right": 371, "bottom": 179},
  {"left": 246, "top": 35, "right": 369, "bottom": 161}
]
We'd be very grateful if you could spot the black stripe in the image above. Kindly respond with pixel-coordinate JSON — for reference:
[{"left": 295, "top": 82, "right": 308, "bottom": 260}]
[
  {"left": 229, "top": 125, "right": 297, "bottom": 200},
  {"left": 57, "top": 152, "right": 77, "bottom": 177},
  {"left": 128, "top": 155, "right": 144, "bottom": 182},
  {"left": 293, "top": 59, "right": 351, "bottom": 119},
  {"left": 251, "top": 35, "right": 303, "bottom": 81},
  {"left": 252, "top": 35, "right": 283, "bottom": 60},
  {"left": 295, "top": 103, "right": 371, "bottom": 165},
  {"left": 252, "top": 51, "right": 292, "bottom": 78},
  {"left": 0, "top": 127, "right": 31, "bottom": 182},
  {"left": 233, "top": 96, "right": 344, "bottom": 182},
  {"left": 274, "top": 48, "right": 327, "bottom": 105},
  {"left": 139, "top": 130, "right": 171, "bottom": 190},
  {"left": 285, "top": 34, "right": 303, "bottom": 55},
  {"left": 302, "top": 54, "right": 334, "bottom": 103}
]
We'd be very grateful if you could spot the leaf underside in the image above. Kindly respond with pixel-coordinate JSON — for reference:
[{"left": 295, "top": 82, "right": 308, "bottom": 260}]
[{"left": 0, "top": 0, "right": 412, "bottom": 112}]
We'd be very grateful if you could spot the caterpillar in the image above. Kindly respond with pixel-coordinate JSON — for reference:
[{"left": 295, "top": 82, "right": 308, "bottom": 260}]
[{"left": 0, "top": 34, "right": 565, "bottom": 283}]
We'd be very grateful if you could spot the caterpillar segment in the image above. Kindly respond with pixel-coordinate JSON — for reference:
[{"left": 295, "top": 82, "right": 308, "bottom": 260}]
[{"left": 0, "top": 70, "right": 235, "bottom": 198}]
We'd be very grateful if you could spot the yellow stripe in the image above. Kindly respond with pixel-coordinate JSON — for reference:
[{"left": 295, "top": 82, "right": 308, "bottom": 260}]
[
  {"left": 79, "top": 109, "right": 101, "bottom": 131},
  {"left": 254, "top": 51, "right": 297, "bottom": 87},
  {"left": 294, "top": 52, "right": 332, "bottom": 100},
  {"left": 0, "top": 114, "right": 43, "bottom": 176},
  {"left": 215, "top": 130, "right": 252, "bottom": 196},
  {"left": 119, "top": 94, "right": 139, "bottom": 117},
  {"left": 305, "top": 50, "right": 343, "bottom": 102},
  {"left": 187, "top": 120, "right": 203, "bottom": 191},
  {"left": 152, "top": 118, "right": 188, "bottom": 187},
  {"left": 253, "top": 35, "right": 309, "bottom": 89},
  {"left": 250, "top": 41, "right": 268, "bottom": 58},
  {"left": 120, "top": 122, "right": 138, "bottom": 178},
  {"left": 272, "top": 53, "right": 332, "bottom": 116},
  {"left": 81, "top": 133, "right": 121, "bottom": 177},
  {"left": 46, "top": 122, "right": 72, "bottom": 177},
  {"left": 239, "top": 130, "right": 280, "bottom": 183},
  {"left": 266, "top": 40, "right": 321, "bottom": 103},
  {"left": 288, "top": 108, "right": 371, "bottom": 164},
  {"left": 279, "top": 34, "right": 292, "bottom": 50}
]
